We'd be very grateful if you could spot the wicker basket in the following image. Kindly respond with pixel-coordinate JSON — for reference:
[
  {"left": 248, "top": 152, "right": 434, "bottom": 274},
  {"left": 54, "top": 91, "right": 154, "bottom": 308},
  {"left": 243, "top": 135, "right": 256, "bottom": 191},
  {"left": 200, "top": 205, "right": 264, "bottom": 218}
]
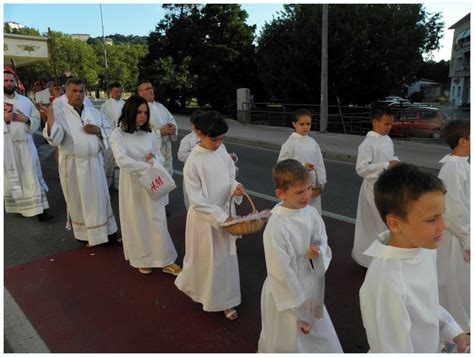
[
  {"left": 311, "top": 168, "right": 324, "bottom": 198},
  {"left": 222, "top": 192, "right": 269, "bottom": 236}
]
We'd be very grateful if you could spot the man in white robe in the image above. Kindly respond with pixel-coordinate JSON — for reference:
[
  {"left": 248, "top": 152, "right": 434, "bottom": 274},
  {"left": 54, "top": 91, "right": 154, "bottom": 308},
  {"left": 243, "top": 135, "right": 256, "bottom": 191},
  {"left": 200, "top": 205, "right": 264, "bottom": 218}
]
[
  {"left": 43, "top": 78, "right": 118, "bottom": 246},
  {"left": 4, "top": 70, "right": 51, "bottom": 221},
  {"left": 100, "top": 82, "right": 125, "bottom": 189}
]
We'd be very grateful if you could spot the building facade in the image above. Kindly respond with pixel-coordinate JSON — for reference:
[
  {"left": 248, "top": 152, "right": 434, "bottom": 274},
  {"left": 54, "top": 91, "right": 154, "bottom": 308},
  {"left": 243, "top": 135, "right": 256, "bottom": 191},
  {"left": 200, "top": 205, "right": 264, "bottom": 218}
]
[{"left": 448, "top": 13, "right": 470, "bottom": 106}]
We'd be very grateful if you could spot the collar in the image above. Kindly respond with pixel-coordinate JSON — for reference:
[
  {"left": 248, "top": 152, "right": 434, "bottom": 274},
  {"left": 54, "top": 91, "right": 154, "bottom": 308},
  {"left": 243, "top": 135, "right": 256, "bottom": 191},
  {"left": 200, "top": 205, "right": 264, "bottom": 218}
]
[
  {"left": 290, "top": 132, "right": 308, "bottom": 139},
  {"left": 364, "top": 231, "right": 422, "bottom": 259},
  {"left": 271, "top": 202, "right": 306, "bottom": 216},
  {"left": 439, "top": 154, "right": 470, "bottom": 164},
  {"left": 367, "top": 131, "right": 383, "bottom": 138}
]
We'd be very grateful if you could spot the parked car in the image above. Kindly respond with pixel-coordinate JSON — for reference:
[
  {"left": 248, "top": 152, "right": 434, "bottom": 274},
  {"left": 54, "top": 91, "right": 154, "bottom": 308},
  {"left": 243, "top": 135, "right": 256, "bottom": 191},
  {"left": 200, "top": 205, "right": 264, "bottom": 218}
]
[{"left": 390, "top": 107, "right": 446, "bottom": 139}]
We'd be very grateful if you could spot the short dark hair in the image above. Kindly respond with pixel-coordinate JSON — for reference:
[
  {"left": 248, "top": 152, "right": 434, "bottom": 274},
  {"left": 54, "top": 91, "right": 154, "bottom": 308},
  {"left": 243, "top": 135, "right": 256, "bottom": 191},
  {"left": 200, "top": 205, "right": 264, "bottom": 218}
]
[
  {"left": 4, "top": 70, "right": 17, "bottom": 81},
  {"left": 136, "top": 79, "right": 151, "bottom": 93},
  {"left": 374, "top": 163, "right": 446, "bottom": 224},
  {"left": 118, "top": 95, "right": 151, "bottom": 133},
  {"left": 109, "top": 81, "right": 122, "bottom": 90},
  {"left": 194, "top": 110, "right": 228, "bottom": 137},
  {"left": 292, "top": 108, "right": 312, "bottom": 123},
  {"left": 370, "top": 104, "right": 393, "bottom": 121},
  {"left": 441, "top": 119, "right": 470, "bottom": 149},
  {"left": 65, "top": 78, "right": 85, "bottom": 89},
  {"left": 272, "top": 159, "right": 310, "bottom": 191},
  {"left": 190, "top": 110, "right": 204, "bottom": 125}
]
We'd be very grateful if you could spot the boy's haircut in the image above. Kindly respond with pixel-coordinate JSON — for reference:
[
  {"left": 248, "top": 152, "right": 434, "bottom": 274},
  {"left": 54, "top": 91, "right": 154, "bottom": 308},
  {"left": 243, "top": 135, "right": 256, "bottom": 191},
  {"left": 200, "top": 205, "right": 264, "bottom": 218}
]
[
  {"left": 370, "top": 104, "right": 393, "bottom": 121},
  {"left": 65, "top": 78, "right": 85, "bottom": 89},
  {"left": 194, "top": 110, "right": 228, "bottom": 137},
  {"left": 272, "top": 159, "right": 310, "bottom": 191},
  {"left": 293, "top": 108, "right": 312, "bottom": 123},
  {"left": 118, "top": 95, "right": 151, "bottom": 133},
  {"left": 441, "top": 119, "right": 470, "bottom": 149},
  {"left": 109, "top": 81, "right": 122, "bottom": 90},
  {"left": 190, "top": 109, "right": 205, "bottom": 125},
  {"left": 374, "top": 163, "right": 446, "bottom": 223}
]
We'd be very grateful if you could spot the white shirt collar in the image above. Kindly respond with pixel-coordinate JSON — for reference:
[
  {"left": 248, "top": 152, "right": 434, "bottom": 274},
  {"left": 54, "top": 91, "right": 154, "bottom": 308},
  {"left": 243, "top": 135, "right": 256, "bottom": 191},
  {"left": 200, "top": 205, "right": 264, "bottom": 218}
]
[
  {"left": 290, "top": 132, "right": 307, "bottom": 139},
  {"left": 363, "top": 230, "right": 422, "bottom": 259},
  {"left": 367, "top": 131, "right": 383, "bottom": 138},
  {"left": 439, "top": 154, "right": 470, "bottom": 164},
  {"left": 271, "top": 202, "right": 306, "bottom": 216}
]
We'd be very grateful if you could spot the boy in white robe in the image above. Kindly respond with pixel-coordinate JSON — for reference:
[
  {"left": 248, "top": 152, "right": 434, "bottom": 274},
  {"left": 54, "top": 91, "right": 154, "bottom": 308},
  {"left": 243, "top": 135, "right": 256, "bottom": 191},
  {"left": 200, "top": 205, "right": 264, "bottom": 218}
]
[
  {"left": 437, "top": 119, "right": 470, "bottom": 332},
  {"left": 100, "top": 82, "right": 125, "bottom": 189},
  {"left": 175, "top": 110, "right": 245, "bottom": 321},
  {"left": 278, "top": 109, "right": 326, "bottom": 215},
  {"left": 258, "top": 159, "right": 342, "bottom": 353},
  {"left": 359, "top": 163, "right": 469, "bottom": 353},
  {"left": 352, "top": 106, "right": 399, "bottom": 267},
  {"left": 110, "top": 95, "right": 181, "bottom": 276}
]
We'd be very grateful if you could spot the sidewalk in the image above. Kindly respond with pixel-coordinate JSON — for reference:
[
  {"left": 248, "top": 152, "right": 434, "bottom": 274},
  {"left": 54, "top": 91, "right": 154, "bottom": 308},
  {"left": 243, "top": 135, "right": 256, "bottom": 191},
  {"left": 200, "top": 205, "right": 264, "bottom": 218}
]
[{"left": 175, "top": 115, "right": 450, "bottom": 171}]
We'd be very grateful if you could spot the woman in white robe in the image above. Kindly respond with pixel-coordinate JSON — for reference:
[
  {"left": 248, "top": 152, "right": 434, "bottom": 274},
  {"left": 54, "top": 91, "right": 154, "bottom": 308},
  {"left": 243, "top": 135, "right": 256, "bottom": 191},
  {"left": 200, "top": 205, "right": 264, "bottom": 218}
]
[
  {"left": 258, "top": 204, "right": 342, "bottom": 353},
  {"left": 352, "top": 131, "right": 398, "bottom": 267},
  {"left": 175, "top": 110, "right": 244, "bottom": 320},
  {"left": 110, "top": 95, "right": 180, "bottom": 275},
  {"left": 437, "top": 154, "right": 470, "bottom": 332}
]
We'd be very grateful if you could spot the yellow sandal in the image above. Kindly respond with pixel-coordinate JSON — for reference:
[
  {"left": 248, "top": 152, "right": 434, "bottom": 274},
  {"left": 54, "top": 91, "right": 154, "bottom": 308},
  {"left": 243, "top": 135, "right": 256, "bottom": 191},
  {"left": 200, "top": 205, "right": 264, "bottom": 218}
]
[{"left": 162, "top": 263, "right": 182, "bottom": 276}]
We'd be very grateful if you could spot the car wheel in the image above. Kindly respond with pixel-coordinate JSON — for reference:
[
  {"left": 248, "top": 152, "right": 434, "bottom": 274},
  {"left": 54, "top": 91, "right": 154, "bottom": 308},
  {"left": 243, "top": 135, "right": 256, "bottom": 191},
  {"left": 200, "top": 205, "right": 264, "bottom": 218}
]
[{"left": 432, "top": 129, "right": 441, "bottom": 139}]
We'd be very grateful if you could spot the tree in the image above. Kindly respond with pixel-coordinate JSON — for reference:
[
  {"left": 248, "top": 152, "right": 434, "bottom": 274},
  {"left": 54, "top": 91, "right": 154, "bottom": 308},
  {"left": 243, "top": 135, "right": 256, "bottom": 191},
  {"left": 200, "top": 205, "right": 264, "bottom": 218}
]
[
  {"left": 256, "top": 4, "right": 444, "bottom": 105},
  {"left": 417, "top": 59, "right": 450, "bottom": 93}
]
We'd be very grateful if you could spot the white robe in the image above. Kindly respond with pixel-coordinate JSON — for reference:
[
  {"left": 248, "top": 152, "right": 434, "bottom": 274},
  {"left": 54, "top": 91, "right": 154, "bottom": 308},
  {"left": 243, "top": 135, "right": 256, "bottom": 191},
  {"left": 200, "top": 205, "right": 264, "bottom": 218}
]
[
  {"left": 352, "top": 131, "right": 398, "bottom": 267},
  {"left": 258, "top": 204, "right": 342, "bottom": 353},
  {"left": 43, "top": 103, "right": 117, "bottom": 246},
  {"left": 437, "top": 154, "right": 470, "bottom": 332},
  {"left": 100, "top": 98, "right": 125, "bottom": 188},
  {"left": 110, "top": 128, "right": 178, "bottom": 268},
  {"left": 4, "top": 94, "right": 49, "bottom": 216},
  {"left": 52, "top": 94, "right": 93, "bottom": 112},
  {"left": 360, "top": 231, "right": 464, "bottom": 352},
  {"left": 175, "top": 144, "right": 242, "bottom": 312},
  {"left": 277, "top": 132, "right": 327, "bottom": 215}
]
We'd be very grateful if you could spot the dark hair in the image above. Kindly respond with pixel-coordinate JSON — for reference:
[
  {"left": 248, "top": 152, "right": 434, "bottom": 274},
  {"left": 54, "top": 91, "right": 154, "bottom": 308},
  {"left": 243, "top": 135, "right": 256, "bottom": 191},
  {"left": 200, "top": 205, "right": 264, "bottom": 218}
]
[
  {"left": 118, "top": 95, "right": 151, "bottom": 133},
  {"left": 370, "top": 104, "right": 393, "bottom": 121},
  {"left": 272, "top": 159, "right": 310, "bottom": 191},
  {"left": 292, "top": 108, "right": 312, "bottom": 123},
  {"left": 65, "top": 78, "right": 85, "bottom": 89},
  {"left": 190, "top": 110, "right": 204, "bottom": 125},
  {"left": 109, "top": 81, "right": 123, "bottom": 90},
  {"left": 374, "top": 163, "right": 446, "bottom": 224},
  {"left": 441, "top": 119, "right": 470, "bottom": 149},
  {"left": 136, "top": 79, "right": 151, "bottom": 93},
  {"left": 4, "top": 70, "right": 17, "bottom": 80},
  {"left": 194, "top": 110, "right": 228, "bottom": 137}
]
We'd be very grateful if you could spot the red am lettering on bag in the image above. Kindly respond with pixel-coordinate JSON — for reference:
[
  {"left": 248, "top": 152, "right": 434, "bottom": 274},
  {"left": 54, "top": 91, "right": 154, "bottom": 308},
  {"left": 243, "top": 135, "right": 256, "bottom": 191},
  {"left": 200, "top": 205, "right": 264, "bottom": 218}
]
[{"left": 150, "top": 176, "right": 164, "bottom": 192}]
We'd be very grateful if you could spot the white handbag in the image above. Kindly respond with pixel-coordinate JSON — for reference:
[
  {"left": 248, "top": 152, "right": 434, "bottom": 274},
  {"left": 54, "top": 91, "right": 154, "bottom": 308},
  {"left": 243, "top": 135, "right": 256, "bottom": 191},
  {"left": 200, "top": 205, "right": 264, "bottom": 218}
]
[{"left": 139, "top": 164, "right": 176, "bottom": 201}]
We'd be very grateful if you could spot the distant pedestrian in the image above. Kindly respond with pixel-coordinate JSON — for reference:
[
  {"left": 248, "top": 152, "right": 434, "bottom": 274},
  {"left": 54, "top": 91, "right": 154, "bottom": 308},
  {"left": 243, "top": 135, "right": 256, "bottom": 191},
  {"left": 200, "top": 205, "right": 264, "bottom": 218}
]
[
  {"left": 175, "top": 110, "right": 245, "bottom": 321},
  {"left": 4, "top": 70, "right": 52, "bottom": 221},
  {"left": 436, "top": 119, "right": 470, "bottom": 333},
  {"left": 43, "top": 78, "right": 119, "bottom": 247},
  {"left": 352, "top": 106, "right": 399, "bottom": 267},
  {"left": 100, "top": 82, "right": 125, "bottom": 189},
  {"left": 359, "top": 163, "right": 469, "bottom": 352},
  {"left": 110, "top": 95, "right": 181, "bottom": 275},
  {"left": 258, "top": 159, "right": 342, "bottom": 353},
  {"left": 277, "top": 109, "right": 326, "bottom": 215}
]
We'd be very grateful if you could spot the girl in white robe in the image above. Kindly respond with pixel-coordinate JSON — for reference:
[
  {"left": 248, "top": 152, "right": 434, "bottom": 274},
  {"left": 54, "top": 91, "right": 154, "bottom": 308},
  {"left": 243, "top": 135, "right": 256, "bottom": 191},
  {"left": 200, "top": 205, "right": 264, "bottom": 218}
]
[
  {"left": 110, "top": 95, "right": 180, "bottom": 275},
  {"left": 175, "top": 110, "right": 244, "bottom": 320},
  {"left": 352, "top": 110, "right": 399, "bottom": 267},
  {"left": 258, "top": 203, "right": 342, "bottom": 353},
  {"left": 278, "top": 110, "right": 326, "bottom": 215}
]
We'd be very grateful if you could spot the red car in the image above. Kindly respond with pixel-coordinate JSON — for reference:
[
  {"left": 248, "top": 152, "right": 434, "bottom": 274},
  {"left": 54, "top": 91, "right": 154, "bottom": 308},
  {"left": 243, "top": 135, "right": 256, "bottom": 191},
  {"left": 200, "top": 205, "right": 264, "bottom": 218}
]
[{"left": 390, "top": 107, "right": 445, "bottom": 139}]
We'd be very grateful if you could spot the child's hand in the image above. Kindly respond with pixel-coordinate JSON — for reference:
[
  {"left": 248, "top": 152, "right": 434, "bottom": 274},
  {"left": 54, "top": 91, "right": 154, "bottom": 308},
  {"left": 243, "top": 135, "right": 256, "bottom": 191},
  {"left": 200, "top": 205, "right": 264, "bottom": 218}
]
[
  {"left": 229, "top": 152, "right": 238, "bottom": 162},
  {"left": 299, "top": 321, "right": 311, "bottom": 336},
  {"left": 144, "top": 153, "right": 155, "bottom": 162},
  {"left": 462, "top": 250, "right": 470, "bottom": 262},
  {"left": 453, "top": 332, "right": 470, "bottom": 353},
  {"left": 304, "top": 163, "right": 315, "bottom": 171},
  {"left": 389, "top": 160, "right": 399, "bottom": 168},
  {"left": 306, "top": 245, "right": 320, "bottom": 260},
  {"left": 232, "top": 184, "right": 245, "bottom": 196}
]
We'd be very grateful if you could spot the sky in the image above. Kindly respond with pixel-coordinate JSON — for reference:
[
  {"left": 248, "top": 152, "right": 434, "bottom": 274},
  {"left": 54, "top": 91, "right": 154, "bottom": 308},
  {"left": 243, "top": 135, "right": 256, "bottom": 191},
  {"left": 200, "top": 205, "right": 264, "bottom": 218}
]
[{"left": 3, "top": 1, "right": 472, "bottom": 62}]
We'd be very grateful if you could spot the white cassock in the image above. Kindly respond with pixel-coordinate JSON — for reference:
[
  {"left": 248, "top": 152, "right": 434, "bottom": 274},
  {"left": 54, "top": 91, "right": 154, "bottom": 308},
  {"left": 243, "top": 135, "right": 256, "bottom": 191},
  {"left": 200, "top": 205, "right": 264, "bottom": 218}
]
[
  {"left": 110, "top": 128, "right": 178, "bottom": 268},
  {"left": 52, "top": 94, "right": 93, "bottom": 112},
  {"left": 437, "top": 154, "right": 470, "bottom": 332},
  {"left": 352, "top": 131, "right": 398, "bottom": 267},
  {"left": 43, "top": 103, "right": 117, "bottom": 246},
  {"left": 100, "top": 98, "right": 125, "bottom": 189},
  {"left": 360, "top": 231, "right": 464, "bottom": 352},
  {"left": 175, "top": 144, "right": 242, "bottom": 312},
  {"left": 4, "top": 94, "right": 49, "bottom": 216},
  {"left": 258, "top": 204, "right": 342, "bottom": 353},
  {"left": 277, "top": 133, "right": 326, "bottom": 215}
]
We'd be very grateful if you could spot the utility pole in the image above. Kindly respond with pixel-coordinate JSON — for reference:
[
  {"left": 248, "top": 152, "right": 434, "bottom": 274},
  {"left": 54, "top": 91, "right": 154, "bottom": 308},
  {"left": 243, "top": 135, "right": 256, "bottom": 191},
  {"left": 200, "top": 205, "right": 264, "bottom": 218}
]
[
  {"left": 48, "top": 27, "right": 59, "bottom": 82},
  {"left": 320, "top": 4, "right": 328, "bottom": 133},
  {"left": 100, "top": 4, "right": 108, "bottom": 93}
]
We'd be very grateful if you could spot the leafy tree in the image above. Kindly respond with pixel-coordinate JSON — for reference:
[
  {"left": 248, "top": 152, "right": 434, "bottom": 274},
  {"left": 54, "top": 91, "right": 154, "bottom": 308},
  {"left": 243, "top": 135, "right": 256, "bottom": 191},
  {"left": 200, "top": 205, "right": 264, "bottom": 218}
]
[
  {"left": 256, "top": 4, "right": 444, "bottom": 105},
  {"left": 4, "top": 23, "right": 40, "bottom": 36},
  {"left": 417, "top": 59, "right": 450, "bottom": 93}
]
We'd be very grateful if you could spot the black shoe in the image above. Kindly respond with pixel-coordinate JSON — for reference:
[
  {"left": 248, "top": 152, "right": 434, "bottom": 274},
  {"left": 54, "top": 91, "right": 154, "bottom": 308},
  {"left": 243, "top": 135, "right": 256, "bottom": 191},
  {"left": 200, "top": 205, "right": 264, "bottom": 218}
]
[
  {"left": 37, "top": 211, "right": 53, "bottom": 222},
  {"left": 107, "top": 231, "right": 122, "bottom": 245}
]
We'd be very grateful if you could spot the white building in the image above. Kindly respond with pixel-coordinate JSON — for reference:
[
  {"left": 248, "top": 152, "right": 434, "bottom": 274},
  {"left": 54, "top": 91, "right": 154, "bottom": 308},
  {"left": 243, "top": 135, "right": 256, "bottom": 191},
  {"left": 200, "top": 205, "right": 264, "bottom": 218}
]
[
  {"left": 448, "top": 13, "right": 470, "bottom": 106},
  {"left": 5, "top": 21, "right": 26, "bottom": 31},
  {"left": 407, "top": 78, "right": 441, "bottom": 102},
  {"left": 70, "top": 34, "right": 90, "bottom": 42}
]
